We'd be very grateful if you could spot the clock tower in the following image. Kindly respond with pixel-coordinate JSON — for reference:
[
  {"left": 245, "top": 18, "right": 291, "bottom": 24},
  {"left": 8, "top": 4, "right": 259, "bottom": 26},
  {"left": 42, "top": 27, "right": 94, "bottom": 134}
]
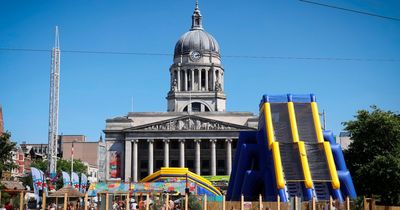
[{"left": 166, "top": 1, "right": 226, "bottom": 112}]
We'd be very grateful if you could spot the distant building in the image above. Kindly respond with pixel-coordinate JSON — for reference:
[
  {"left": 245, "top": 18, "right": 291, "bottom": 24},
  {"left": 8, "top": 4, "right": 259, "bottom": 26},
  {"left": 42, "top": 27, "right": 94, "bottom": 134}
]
[
  {"left": 338, "top": 132, "right": 352, "bottom": 150},
  {"left": 62, "top": 138, "right": 106, "bottom": 181},
  {"left": 11, "top": 146, "right": 25, "bottom": 179},
  {"left": 20, "top": 134, "right": 106, "bottom": 181}
]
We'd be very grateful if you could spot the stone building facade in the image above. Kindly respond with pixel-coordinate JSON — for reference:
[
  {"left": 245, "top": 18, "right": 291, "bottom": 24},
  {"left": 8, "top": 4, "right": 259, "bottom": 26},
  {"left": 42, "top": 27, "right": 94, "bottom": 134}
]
[{"left": 104, "top": 3, "right": 258, "bottom": 182}]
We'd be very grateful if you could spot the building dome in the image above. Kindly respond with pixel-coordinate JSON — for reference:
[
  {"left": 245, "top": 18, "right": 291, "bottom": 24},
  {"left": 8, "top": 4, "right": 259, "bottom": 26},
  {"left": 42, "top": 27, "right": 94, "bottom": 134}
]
[
  {"left": 173, "top": 1, "right": 220, "bottom": 58},
  {"left": 174, "top": 29, "right": 220, "bottom": 57}
]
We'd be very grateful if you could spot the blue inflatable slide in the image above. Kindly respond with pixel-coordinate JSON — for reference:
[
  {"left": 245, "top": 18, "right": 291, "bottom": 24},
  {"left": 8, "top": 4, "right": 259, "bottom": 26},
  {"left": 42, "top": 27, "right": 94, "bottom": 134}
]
[{"left": 226, "top": 94, "right": 356, "bottom": 202}]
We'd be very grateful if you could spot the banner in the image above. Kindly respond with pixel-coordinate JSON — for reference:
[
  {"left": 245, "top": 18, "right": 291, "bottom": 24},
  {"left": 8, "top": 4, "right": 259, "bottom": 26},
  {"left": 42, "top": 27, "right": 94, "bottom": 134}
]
[
  {"left": 62, "top": 171, "right": 71, "bottom": 187},
  {"left": 30, "top": 167, "right": 42, "bottom": 195},
  {"left": 80, "top": 173, "right": 88, "bottom": 193},
  {"left": 38, "top": 169, "right": 48, "bottom": 196},
  {"left": 109, "top": 151, "right": 121, "bottom": 178},
  {"left": 71, "top": 172, "right": 80, "bottom": 190},
  {"left": 87, "top": 182, "right": 197, "bottom": 197}
]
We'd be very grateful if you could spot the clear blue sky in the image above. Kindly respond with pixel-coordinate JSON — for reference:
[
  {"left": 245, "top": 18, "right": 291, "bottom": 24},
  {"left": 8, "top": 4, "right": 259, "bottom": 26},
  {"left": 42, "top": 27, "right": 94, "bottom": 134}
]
[{"left": 1, "top": 0, "right": 399, "bottom": 144}]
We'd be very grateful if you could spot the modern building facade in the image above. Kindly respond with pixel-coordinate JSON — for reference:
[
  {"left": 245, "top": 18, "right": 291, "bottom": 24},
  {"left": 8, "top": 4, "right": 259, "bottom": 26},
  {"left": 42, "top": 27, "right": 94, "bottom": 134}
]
[{"left": 104, "top": 3, "right": 258, "bottom": 182}]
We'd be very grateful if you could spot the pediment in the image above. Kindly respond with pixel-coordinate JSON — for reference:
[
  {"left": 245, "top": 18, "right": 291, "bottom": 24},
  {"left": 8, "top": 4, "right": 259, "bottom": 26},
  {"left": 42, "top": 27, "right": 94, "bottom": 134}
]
[{"left": 124, "top": 115, "right": 254, "bottom": 132}]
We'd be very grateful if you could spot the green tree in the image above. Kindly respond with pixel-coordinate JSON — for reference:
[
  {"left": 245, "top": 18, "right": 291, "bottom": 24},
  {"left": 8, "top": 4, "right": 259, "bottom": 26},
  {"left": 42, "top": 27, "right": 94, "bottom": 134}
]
[
  {"left": 0, "top": 132, "right": 17, "bottom": 178},
  {"left": 343, "top": 106, "right": 400, "bottom": 205}
]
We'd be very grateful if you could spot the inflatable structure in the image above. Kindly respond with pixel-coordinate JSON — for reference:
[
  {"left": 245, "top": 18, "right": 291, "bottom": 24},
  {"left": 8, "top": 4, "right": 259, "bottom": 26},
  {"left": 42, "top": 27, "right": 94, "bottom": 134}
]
[
  {"left": 226, "top": 94, "right": 356, "bottom": 202},
  {"left": 141, "top": 167, "right": 222, "bottom": 196}
]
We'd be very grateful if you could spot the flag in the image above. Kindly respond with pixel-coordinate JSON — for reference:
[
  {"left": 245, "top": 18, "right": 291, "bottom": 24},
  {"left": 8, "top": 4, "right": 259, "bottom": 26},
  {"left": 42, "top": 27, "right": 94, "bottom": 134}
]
[
  {"left": 71, "top": 142, "right": 74, "bottom": 156},
  {"left": 30, "top": 167, "right": 42, "bottom": 195},
  {"left": 62, "top": 171, "right": 71, "bottom": 187},
  {"left": 80, "top": 173, "right": 88, "bottom": 193},
  {"left": 38, "top": 169, "right": 48, "bottom": 196},
  {"left": 71, "top": 172, "right": 80, "bottom": 190}
]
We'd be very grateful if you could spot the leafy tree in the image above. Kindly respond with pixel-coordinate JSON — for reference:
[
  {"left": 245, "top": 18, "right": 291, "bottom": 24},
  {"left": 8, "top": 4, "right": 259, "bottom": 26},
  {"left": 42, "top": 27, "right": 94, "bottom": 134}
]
[
  {"left": 0, "top": 132, "right": 17, "bottom": 178},
  {"left": 343, "top": 106, "right": 400, "bottom": 205}
]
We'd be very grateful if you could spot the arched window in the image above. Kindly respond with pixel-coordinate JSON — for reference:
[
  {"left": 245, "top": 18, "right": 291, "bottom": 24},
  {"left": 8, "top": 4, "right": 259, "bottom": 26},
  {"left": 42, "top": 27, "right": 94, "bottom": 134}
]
[{"left": 183, "top": 102, "right": 210, "bottom": 112}]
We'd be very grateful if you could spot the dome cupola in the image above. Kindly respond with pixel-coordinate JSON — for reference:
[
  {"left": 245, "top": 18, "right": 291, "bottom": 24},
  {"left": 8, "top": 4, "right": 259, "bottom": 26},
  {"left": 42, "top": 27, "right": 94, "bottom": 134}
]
[{"left": 173, "top": 1, "right": 220, "bottom": 60}]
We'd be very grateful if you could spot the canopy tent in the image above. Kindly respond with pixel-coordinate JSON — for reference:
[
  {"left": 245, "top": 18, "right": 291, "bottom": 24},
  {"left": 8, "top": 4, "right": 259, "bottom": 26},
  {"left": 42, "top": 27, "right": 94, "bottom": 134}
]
[{"left": 48, "top": 186, "right": 84, "bottom": 197}]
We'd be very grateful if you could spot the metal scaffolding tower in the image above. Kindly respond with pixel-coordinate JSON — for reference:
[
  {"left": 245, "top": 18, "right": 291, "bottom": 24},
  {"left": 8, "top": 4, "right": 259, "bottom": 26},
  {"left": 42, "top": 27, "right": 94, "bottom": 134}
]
[{"left": 48, "top": 26, "right": 60, "bottom": 178}]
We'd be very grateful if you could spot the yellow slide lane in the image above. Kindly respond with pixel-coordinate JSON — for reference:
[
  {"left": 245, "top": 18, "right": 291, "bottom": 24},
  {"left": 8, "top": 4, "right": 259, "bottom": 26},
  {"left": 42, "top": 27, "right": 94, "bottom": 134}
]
[
  {"left": 287, "top": 102, "right": 313, "bottom": 189},
  {"left": 311, "top": 102, "right": 340, "bottom": 189},
  {"left": 262, "top": 102, "right": 285, "bottom": 189}
]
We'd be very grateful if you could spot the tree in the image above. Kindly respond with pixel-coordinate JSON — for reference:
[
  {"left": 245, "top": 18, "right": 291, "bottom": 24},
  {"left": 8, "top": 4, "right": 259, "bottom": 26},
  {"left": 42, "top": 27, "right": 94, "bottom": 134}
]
[
  {"left": 0, "top": 132, "right": 17, "bottom": 178},
  {"left": 343, "top": 106, "right": 400, "bottom": 205}
]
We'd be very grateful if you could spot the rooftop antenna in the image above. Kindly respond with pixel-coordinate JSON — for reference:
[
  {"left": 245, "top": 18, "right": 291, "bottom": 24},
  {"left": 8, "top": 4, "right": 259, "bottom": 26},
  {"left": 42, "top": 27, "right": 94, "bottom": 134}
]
[{"left": 48, "top": 26, "right": 60, "bottom": 179}]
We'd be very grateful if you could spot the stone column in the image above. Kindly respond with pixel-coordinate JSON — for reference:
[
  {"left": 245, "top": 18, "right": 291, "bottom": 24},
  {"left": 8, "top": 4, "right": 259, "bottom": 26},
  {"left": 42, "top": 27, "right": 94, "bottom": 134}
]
[
  {"left": 198, "top": 69, "right": 202, "bottom": 91},
  {"left": 210, "top": 139, "right": 217, "bottom": 176},
  {"left": 148, "top": 139, "right": 154, "bottom": 174},
  {"left": 184, "top": 70, "right": 188, "bottom": 91},
  {"left": 226, "top": 139, "right": 233, "bottom": 175},
  {"left": 205, "top": 69, "right": 209, "bottom": 91},
  {"left": 212, "top": 68, "right": 216, "bottom": 91},
  {"left": 191, "top": 69, "right": 194, "bottom": 91},
  {"left": 177, "top": 69, "right": 181, "bottom": 91},
  {"left": 194, "top": 139, "right": 201, "bottom": 175},
  {"left": 124, "top": 140, "right": 132, "bottom": 182},
  {"left": 132, "top": 139, "right": 139, "bottom": 182},
  {"left": 179, "top": 139, "right": 185, "bottom": 168},
  {"left": 163, "top": 139, "right": 170, "bottom": 167}
]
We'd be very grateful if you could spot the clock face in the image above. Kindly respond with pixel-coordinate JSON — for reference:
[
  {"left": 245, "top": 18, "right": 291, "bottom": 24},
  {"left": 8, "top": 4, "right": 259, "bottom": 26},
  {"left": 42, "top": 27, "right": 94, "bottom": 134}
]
[{"left": 190, "top": 51, "right": 202, "bottom": 61}]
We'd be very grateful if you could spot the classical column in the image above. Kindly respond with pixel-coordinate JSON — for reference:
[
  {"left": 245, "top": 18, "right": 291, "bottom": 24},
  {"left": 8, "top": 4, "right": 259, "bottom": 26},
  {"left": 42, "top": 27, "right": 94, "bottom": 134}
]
[
  {"left": 210, "top": 139, "right": 217, "bottom": 176},
  {"left": 194, "top": 139, "right": 201, "bottom": 175},
  {"left": 184, "top": 70, "right": 188, "bottom": 91},
  {"left": 124, "top": 140, "right": 132, "bottom": 182},
  {"left": 212, "top": 68, "right": 216, "bottom": 91},
  {"left": 191, "top": 69, "right": 194, "bottom": 91},
  {"left": 226, "top": 139, "right": 233, "bottom": 175},
  {"left": 198, "top": 69, "right": 202, "bottom": 91},
  {"left": 205, "top": 69, "right": 209, "bottom": 91},
  {"left": 163, "top": 139, "right": 170, "bottom": 167},
  {"left": 177, "top": 69, "right": 181, "bottom": 91},
  {"left": 148, "top": 139, "right": 154, "bottom": 174},
  {"left": 179, "top": 139, "right": 185, "bottom": 168},
  {"left": 132, "top": 139, "right": 139, "bottom": 182}
]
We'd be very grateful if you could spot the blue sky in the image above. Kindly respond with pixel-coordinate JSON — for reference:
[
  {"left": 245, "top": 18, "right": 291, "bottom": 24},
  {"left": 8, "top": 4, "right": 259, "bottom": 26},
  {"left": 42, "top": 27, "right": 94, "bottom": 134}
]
[{"left": 0, "top": 0, "right": 399, "bottom": 143}]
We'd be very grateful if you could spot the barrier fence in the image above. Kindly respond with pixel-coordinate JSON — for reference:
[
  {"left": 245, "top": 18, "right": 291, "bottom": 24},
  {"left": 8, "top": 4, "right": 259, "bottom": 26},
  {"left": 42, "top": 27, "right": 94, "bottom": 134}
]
[{"left": 2, "top": 190, "right": 400, "bottom": 210}]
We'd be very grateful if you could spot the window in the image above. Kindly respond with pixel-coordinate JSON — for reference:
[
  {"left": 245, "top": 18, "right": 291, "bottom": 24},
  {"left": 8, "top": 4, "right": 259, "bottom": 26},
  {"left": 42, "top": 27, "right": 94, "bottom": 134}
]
[
  {"left": 185, "top": 140, "right": 194, "bottom": 149},
  {"left": 171, "top": 140, "right": 179, "bottom": 149},
  {"left": 171, "top": 160, "right": 179, "bottom": 167},
  {"left": 140, "top": 160, "right": 148, "bottom": 169},
  {"left": 217, "top": 141, "right": 225, "bottom": 149},
  {"left": 201, "top": 160, "right": 209, "bottom": 168},
  {"left": 201, "top": 141, "right": 210, "bottom": 149},
  {"left": 192, "top": 102, "right": 201, "bottom": 112},
  {"left": 186, "top": 160, "right": 194, "bottom": 169},
  {"left": 217, "top": 160, "right": 225, "bottom": 169},
  {"left": 156, "top": 160, "right": 164, "bottom": 169},
  {"left": 155, "top": 141, "right": 163, "bottom": 150}
]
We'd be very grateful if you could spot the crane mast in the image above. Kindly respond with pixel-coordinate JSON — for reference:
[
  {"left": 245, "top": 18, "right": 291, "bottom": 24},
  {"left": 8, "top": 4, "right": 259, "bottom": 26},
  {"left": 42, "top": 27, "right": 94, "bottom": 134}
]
[{"left": 48, "top": 26, "right": 60, "bottom": 178}]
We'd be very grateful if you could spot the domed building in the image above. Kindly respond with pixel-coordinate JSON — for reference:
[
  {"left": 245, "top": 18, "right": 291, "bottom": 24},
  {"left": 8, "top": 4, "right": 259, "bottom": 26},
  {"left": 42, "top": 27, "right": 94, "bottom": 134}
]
[{"left": 104, "top": 2, "right": 258, "bottom": 182}]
